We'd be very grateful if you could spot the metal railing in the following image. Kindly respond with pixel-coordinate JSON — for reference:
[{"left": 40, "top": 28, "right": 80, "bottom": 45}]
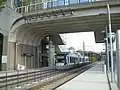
[{"left": 15, "top": 0, "right": 112, "bottom": 13}]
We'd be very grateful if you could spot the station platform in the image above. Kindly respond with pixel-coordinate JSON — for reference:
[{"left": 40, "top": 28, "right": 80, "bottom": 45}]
[
  {"left": 0, "top": 67, "right": 53, "bottom": 77},
  {"left": 55, "top": 62, "right": 110, "bottom": 90}
]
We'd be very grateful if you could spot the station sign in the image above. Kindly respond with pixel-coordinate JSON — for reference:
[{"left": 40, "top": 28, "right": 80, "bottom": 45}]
[{"left": 22, "top": 52, "right": 34, "bottom": 57}]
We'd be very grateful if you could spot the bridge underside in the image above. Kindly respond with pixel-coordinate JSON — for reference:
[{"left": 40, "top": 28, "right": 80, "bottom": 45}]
[
  {"left": 18, "top": 13, "right": 120, "bottom": 43},
  {"left": 17, "top": 2, "right": 120, "bottom": 43}
]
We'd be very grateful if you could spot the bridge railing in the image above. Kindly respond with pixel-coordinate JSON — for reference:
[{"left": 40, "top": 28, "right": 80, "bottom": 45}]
[
  {"left": 27, "top": 3, "right": 44, "bottom": 12},
  {"left": 15, "top": 0, "right": 114, "bottom": 13},
  {"left": 15, "top": 6, "right": 27, "bottom": 13}
]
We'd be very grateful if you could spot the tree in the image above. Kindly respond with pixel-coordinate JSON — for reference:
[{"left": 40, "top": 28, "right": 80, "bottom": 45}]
[
  {"left": 0, "top": 0, "right": 6, "bottom": 7},
  {"left": 68, "top": 47, "right": 75, "bottom": 52}
]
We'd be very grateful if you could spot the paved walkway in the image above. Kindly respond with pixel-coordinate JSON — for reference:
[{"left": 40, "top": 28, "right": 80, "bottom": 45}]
[{"left": 56, "top": 62, "right": 110, "bottom": 90}]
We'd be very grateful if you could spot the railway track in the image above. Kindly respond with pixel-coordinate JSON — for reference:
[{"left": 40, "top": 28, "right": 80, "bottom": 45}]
[
  {"left": 0, "top": 67, "right": 62, "bottom": 90},
  {"left": 27, "top": 63, "right": 94, "bottom": 90},
  {"left": 0, "top": 63, "right": 93, "bottom": 90}
]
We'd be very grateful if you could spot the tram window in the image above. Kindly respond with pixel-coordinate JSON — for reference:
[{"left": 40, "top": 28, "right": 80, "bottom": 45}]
[
  {"left": 56, "top": 59, "right": 64, "bottom": 63},
  {"left": 66, "top": 57, "right": 69, "bottom": 63},
  {"left": 76, "top": 58, "right": 78, "bottom": 61},
  {"left": 58, "top": 0, "right": 65, "bottom": 6},
  {"left": 52, "top": 1, "right": 58, "bottom": 7},
  {"left": 80, "top": 0, "right": 89, "bottom": 3},
  {"left": 79, "top": 58, "right": 81, "bottom": 62},
  {"left": 69, "top": 0, "right": 78, "bottom": 4},
  {"left": 75, "top": 58, "right": 76, "bottom": 62},
  {"left": 47, "top": 2, "right": 52, "bottom": 8},
  {"left": 70, "top": 57, "right": 74, "bottom": 63},
  {"left": 70, "top": 57, "right": 71, "bottom": 63}
]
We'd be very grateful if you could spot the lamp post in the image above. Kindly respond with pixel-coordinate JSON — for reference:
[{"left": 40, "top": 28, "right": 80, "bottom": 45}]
[
  {"left": 107, "top": 4, "right": 114, "bottom": 82},
  {"left": 83, "top": 41, "right": 85, "bottom": 62}
]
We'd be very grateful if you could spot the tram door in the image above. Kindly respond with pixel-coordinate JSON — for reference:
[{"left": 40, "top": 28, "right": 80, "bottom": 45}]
[{"left": 42, "top": 55, "right": 48, "bottom": 67}]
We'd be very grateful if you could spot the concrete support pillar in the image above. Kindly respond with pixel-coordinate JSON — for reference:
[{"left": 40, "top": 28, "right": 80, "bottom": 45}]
[
  {"left": 38, "top": 44, "right": 42, "bottom": 67},
  {"left": 116, "top": 30, "right": 120, "bottom": 88},
  {"left": 48, "top": 40, "right": 55, "bottom": 67},
  {"left": 16, "top": 45, "right": 25, "bottom": 68},
  {"left": 1, "top": 36, "right": 8, "bottom": 71},
  {"left": 7, "top": 42, "right": 15, "bottom": 70},
  {"left": 34, "top": 46, "right": 38, "bottom": 68},
  {"left": 3, "top": 36, "right": 8, "bottom": 55},
  {"left": 15, "top": 41, "right": 23, "bottom": 70},
  {"left": 37, "top": 45, "right": 40, "bottom": 68}
]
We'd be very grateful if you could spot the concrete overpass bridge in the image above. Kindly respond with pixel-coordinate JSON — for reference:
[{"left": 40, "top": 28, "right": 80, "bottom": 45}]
[{"left": 0, "top": 0, "right": 120, "bottom": 71}]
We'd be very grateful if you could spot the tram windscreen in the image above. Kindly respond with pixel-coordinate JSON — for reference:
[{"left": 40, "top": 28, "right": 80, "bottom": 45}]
[
  {"left": 56, "top": 59, "right": 65, "bottom": 63},
  {"left": 58, "top": 0, "right": 65, "bottom": 6},
  {"left": 69, "top": 0, "right": 78, "bottom": 4},
  {"left": 56, "top": 54, "right": 65, "bottom": 63}
]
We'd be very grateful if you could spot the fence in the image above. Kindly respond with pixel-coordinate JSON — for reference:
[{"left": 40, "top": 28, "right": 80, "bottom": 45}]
[{"left": 0, "top": 67, "right": 61, "bottom": 90}]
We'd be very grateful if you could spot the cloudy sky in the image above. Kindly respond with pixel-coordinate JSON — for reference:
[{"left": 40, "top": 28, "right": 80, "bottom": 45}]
[{"left": 60, "top": 32, "right": 105, "bottom": 52}]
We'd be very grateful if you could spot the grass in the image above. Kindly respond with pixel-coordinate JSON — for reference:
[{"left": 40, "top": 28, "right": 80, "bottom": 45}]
[{"left": 0, "top": 0, "right": 6, "bottom": 8}]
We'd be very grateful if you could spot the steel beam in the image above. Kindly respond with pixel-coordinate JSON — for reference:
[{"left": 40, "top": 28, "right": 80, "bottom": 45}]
[
  {"left": 116, "top": 30, "right": 120, "bottom": 88},
  {"left": 107, "top": 4, "right": 114, "bottom": 82},
  {"left": 106, "top": 26, "right": 110, "bottom": 72}
]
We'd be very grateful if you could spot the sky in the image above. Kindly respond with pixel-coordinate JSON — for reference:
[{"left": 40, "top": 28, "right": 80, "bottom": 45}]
[{"left": 60, "top": 32, "right": 105, "bottom": 52}]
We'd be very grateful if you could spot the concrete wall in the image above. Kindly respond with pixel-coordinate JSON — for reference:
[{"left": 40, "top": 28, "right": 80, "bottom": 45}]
[
  {"left": 2, "top": 63, "right": 7, "bottom": 71},
  {"left": 0, "top": 7, "right": 21, "bottom": 33},
  {"left": 21, "top": 44, "right": 38, "bottom": 69},
  {"left": 7, "top": 43, "right": 38, "bottom": 70}
]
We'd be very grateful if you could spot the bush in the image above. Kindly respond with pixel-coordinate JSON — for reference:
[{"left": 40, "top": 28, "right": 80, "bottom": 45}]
[
  {"left": 0, "top": 0, "right": 6, "bottom": 7},
  {"left": 90, "top": 56, "right": 96, "bottom": 62}
]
